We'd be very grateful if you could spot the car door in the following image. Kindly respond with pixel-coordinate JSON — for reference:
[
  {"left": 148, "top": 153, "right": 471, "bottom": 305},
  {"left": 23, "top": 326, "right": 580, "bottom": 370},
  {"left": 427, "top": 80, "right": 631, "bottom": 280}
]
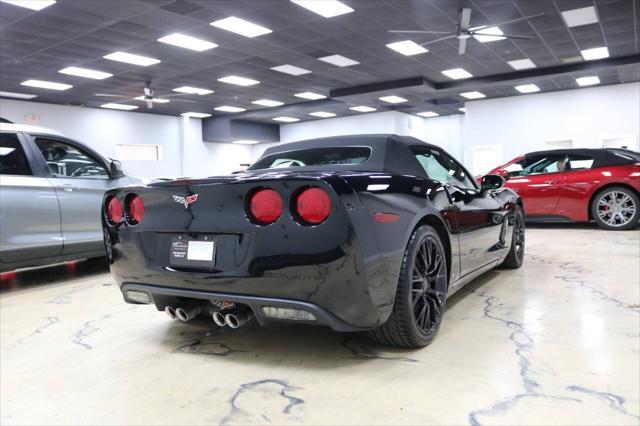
[
  {"left": 30, "top": 135, "right": 115, "bottom": 257},
  {"left": 503, "top": 154, "right": 567, "bottom": 217},
  {"left": 554, "top": 154, "right": 597, "bottom": 219},
  {"left": 413, "top": 146, "right": 507, "bottom": 277},
  {"left": 0, "top": 131, "right": 62, "bottom": 265}
]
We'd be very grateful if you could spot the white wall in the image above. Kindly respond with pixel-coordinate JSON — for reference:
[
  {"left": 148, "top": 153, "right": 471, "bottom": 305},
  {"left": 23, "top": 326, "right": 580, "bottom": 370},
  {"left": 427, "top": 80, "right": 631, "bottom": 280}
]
[{"left": 463, "top": 82, "right": 640, "bottom": 174}]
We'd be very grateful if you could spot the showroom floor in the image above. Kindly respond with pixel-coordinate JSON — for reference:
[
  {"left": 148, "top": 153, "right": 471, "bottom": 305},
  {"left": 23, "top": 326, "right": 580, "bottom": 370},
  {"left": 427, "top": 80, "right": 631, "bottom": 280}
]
[{"left": 1, "top": 225, "right": 638, "bottom": 426}]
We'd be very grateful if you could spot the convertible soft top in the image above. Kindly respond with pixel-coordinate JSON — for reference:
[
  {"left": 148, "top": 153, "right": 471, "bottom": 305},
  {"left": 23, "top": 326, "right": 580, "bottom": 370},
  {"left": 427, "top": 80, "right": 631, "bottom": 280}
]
[
  {"left": 523, "top": 148, "right": 639, "bottom": 168},
  {"left": 253, "top": 134, "right": 434, "bottom": 176}
]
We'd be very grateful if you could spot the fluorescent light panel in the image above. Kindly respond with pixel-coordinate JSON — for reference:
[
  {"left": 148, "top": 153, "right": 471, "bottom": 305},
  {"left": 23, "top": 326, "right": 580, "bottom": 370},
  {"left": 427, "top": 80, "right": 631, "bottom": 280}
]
[
  {"left": 103, "top": 51, "right": 160, "bottom": 66},
  {"left": 576, "top": 76, "right": 600, "bottom": 86},
  {"left": 210, "top": 16, "right": 272, "bottom": 38},
  {"left": 233, "top": 139, "right": 260, "bottom": 145},
  {"left": 252, "top": 99, "right": 284, "bottom": 107},
  {"left": 386, "top": 40, "right": 428, "bottom": 56},
  {"left": 460, "top": 91, "right": 485, "bottom": 99},
  {"left": 417, "top": 111, "right": 439, "bottom": 117},
  {"left": 218, "top": 75, "right": 260, "bottom": 86},
  {"left": 508, "top": 58, "right": 536, "bottom": 70},
  {"left": 0, "top": 0, "right": 55, "bottom": 11},
  {"left": 101, "top": 103, "right": 138, "bottom": 110},
  {"left": 59, "top": 66, "right": 112, "bottom": 80},
  {"left": 350, "top": 106, "right": 376, "bottom": 112},
  {"left": 181, "top": 112, "right": 212, "bottom": 118},
  {"left": 294, "top": 92, "right": 326, "bottom": 100},
  {"left": 561, "top": 6, "right": 598, "bottom": 28},
  {"left": 215, "top": 106, "right": 245, "bottom": 112},
  {"left": 273, "top": 116, "right": 299, "bottom": 122},
  {"left": 458, "top": 107, "right": 466, "bottom": 112},
  {"left": 0, "top": 91, "right": 37, "bottom": 99},
  {"left": 581, "top": 47, "right": 609, "bottom": 61},
  {"left": 473, "top": 26, "right": 505, "bottom": 43},
  {"left": 290, "top": 0, "right": 353, "bottom": 18},
  {"left": 21, "top": 79, "right": 72, "bottom": 90},
  {"left": 379, "top": 95, "right": 407, "bottom": 104},
  {"left": 173, "top": 86, "right": 213, "bottom": 95},
  {"left": 309, "top": 111, "right": 336, "bottom": 118},
  {"left": 270, "top": 64, "right": 311, "bottom": 76},
  {"left": 515, "top": 84, "right": 540, "bottom": 93},
  {"left": 134, "top": 96, "right": 169, "bottom": 103},
  {"left": 158, "top": 33, "right": 217, "bottom": 52},
  {"left": 318, "top": 54, "right": 359, "bottom": 67},
  {"left": 442, "top": 68, "right": 473, "bottom": 80}
]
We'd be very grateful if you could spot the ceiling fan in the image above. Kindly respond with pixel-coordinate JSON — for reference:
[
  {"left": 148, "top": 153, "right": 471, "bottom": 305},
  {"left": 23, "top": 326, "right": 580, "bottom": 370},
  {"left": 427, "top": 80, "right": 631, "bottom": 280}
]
[
  {"left": 96, "top": 81, "right": 196, "bottom": 108},
  {"left": 389, "top": 8, "right": 545, "bottom": 55}
]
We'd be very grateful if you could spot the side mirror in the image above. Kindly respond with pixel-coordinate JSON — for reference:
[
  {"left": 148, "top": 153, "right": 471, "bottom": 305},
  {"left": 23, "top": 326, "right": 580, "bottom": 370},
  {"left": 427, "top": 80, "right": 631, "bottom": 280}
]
[
  {"left": 481, "top": 174, "right": 505, "bottom": 192},
  {"left": 110, "top": 159, "right": 124, "bottom": 177}
]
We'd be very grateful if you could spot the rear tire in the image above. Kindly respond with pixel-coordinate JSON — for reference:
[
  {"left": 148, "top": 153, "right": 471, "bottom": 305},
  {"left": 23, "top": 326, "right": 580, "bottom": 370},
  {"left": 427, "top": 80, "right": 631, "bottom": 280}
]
[
  {"left": 368, "top": 225, "right": 448, "bottom": 348},
  {"left": 591, "top": 186, "right": 639, "bottom": 230},
  {"left": 501, "top": 205, "right": 525, "bottom": 269}
]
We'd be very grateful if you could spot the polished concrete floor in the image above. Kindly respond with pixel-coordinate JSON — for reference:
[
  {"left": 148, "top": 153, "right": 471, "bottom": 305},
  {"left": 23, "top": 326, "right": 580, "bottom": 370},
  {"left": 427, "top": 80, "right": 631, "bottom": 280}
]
[{"left": 1, "top": 224, "right": 639, "bottom": 426}]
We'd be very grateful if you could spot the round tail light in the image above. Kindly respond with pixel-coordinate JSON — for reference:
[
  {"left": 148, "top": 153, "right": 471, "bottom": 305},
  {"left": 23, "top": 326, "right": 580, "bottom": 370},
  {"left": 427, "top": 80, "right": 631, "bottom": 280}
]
[
  {"left": 126, "top": 194, "right": 144, "bottom": 225},
  {"left": 295, "top": 187, "right": 331, "bottom": 225},
  {"left": 248, "top": 188, "right": 282, "bottom": 225},
  {"left": 105, "top": 196, "right": 122, "bottom": 225}
]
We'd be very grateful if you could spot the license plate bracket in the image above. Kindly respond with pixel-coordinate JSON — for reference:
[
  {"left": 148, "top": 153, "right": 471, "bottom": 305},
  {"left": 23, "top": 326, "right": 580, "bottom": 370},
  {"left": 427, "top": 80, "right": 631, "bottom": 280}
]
[{"left": 169, "top": 235, "right": 216, "bottom": 268}]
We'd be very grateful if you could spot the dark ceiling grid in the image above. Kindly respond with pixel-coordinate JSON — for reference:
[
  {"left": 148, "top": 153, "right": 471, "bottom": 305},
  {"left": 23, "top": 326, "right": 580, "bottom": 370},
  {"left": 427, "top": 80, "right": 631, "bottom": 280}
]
[{"left": 0, "top": 0, "right": 638, "bottom": 122}]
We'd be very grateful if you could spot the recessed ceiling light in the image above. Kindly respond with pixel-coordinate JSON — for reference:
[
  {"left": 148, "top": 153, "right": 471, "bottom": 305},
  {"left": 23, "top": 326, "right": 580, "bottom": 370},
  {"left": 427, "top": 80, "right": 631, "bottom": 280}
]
[
  {"left": 181, "top": 112, "right": 212, "bottom": 118},
  {"left": 561, "top": 6, "right": 598, "bottom": 28},
  {"left": 417, "top": 111, "right": 439, "bottom": 117},
  {"left": 173, "top": 86, "right": 213, "bottom": 95},
  {"left": 473, "top": 26, "right": 506, "bottom": 43},
  {"left": 318, "top": 54, "right": 359, "bottom": 67},
  {"left": 100, "top": 103, "right": 138, "bottom": 111},
  {"left": 233, "top": 139, "right": 260, "bottom": 145},
  {"left": 252, "top": 99, "right": 284, "bottom": 107},
  {"left": 458, "top": 107, "right": 466, "bottom": 113},
  {"left": 442, "top": 68, "right": 473, "bottom": 80},
  {"left": 215, "top": 105, "right": 246, "bottom": 112},
  {"left": 515, "top": 84, "right": 540, "bottom": 93},
  {"left": 58, "top": 66, "right": 112, "bottom": 80},
  {"left": 0, "top": 91, "right": 37, "bottom": 99},
  {"left": 290, "top": 0, "right": 353, "bottom": 18},
  {"left": 270, "top": 64, "right": 312, "bottom": 76},
  {"left": 134, "top": 96, "right": 170, "bottom": 103},
  {"left": 294, "top": 92, "right": 326, "bottom": 100},
  {"left": 273, "top": 116, "right": 299, "bottom": 122},
  {"left": 386, "top": 40, "right": 428, "bottom": 56},
  {"left": 103, "top": 51, "right": 160, "bottom": 66},
  {"left": 379, "top": 95, "right": 407, "bottom": 104},
  {"left": 581, "top": 47, "right": 609, "bottom": 61},
  {"left": 508, "top": 58, "right": 536, "bottom": 70},
  {"left": 210, "top": 16, "right": 272, "bottom": 38},
  {"left": 21, "top": 79, "right": 72, "bottom": 91},
  {"left": 460, "top": 91, "right": 485, "bottom": 99},
  {"left": 309, "top": 111, "right": 336, "bottom": 118},
  {"left": 576, "top": 76, "right": 600, "bottom": 86},
  {"left": 350, "top": 106, "right": 377, "bottom": 112},
  {"left": 158, "top": 33, "right": 217, "bottom": 52},
  {"left": 0, "top": 0, "right": 55, "bottom": 11},
  {"left": 218, "top": 75, "right": 260, "bottom": 86}
]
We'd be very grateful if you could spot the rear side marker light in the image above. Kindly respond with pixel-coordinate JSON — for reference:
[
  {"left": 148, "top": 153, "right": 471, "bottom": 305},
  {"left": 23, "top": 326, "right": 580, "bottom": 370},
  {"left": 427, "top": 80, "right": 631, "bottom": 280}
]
[
  {"left": 373, "top": 212, "right": 400, "bottom": 223},
  {"left": 126, "top": 194, "right": 145, "bottom": 225},
  {"left": 105, "top": 196, "right": 123, "bottom": 225},
  {"left": 249, "top": 188, "right": 283, "bottom": 225},
  {"left": 295, "top": 187, "right": 331, "bottom": 224},
  {"left": 261, "top": 306, "right": 316, "bottom": 321}
]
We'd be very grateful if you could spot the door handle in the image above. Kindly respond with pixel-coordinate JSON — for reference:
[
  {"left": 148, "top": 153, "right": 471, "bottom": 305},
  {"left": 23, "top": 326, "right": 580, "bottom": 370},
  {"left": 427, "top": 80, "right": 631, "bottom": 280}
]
[
  {"left": 544, "top": 180, "right": 557, "bottom": 184},
  {"left": 59, "top": 183, "right": 75, "bottom": 192}
]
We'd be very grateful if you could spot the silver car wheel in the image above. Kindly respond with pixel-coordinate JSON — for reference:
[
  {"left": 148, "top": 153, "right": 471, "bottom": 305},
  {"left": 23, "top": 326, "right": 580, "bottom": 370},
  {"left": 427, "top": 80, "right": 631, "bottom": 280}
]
[{"left": 596, "top": 190, "right": 637, "bottom": 227}]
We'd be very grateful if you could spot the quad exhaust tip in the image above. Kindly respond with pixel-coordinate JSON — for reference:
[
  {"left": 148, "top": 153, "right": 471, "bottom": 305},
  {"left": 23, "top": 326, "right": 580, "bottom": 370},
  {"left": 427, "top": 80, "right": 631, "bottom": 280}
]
[
  {"left": 175, "top": 306, "right": 200, "bottom": 322},
  {"left": 212, "top": 311, "right": 227, "bottom": 327},
  {"left": 165, "top": 306, "right": 176, "bottom": 319}
]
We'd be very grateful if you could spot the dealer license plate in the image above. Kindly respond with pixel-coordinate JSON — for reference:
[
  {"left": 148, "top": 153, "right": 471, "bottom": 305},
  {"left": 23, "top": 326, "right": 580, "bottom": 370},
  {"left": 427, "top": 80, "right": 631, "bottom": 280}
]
[{"left": 170, "top": 236, "right": 215, "bottom": 268}]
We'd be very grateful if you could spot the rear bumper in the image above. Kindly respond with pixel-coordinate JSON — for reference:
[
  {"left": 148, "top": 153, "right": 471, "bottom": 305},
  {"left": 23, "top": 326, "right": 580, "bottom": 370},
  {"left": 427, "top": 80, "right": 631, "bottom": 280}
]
[{"left": 122, "top": 283, "right": 366, "bottom": 332}]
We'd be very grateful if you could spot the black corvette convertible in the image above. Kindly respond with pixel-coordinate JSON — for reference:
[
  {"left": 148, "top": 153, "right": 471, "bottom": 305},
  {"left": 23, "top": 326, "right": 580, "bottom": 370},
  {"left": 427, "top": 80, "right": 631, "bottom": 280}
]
[{"left": 104, "top": 135, "right": 524, "bottom": 348}]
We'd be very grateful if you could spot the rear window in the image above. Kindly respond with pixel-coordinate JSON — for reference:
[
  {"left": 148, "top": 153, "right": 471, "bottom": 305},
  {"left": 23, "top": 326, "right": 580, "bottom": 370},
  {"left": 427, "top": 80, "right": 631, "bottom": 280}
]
[{"left": 249, "top": 146, "right": 371, "bottom": 170}]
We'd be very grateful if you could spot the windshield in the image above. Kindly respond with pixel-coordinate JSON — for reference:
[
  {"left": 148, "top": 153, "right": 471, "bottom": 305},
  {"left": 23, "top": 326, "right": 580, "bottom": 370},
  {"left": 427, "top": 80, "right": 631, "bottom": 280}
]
[{"left": 249, "top": 146, "right": 371, "bottom": 170}]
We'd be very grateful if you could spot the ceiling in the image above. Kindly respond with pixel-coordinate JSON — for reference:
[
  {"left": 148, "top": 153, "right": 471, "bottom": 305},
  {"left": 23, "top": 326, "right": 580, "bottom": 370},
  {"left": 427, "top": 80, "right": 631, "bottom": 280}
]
[{"left": 1, "top": 0, "right": 639, "bottom": 124}]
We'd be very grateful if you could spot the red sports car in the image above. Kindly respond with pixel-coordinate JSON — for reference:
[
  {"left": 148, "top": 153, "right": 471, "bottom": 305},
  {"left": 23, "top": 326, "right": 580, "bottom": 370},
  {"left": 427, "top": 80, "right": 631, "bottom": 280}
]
[{"left": 484, "top": 148, "right": 640, "bottom": 230}]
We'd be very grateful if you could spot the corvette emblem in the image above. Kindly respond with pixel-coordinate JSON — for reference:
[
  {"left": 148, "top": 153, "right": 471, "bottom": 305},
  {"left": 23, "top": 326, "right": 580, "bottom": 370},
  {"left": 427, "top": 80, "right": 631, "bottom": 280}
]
[{"left": 173, "top": 194, "right": 199, "bottom": 209}]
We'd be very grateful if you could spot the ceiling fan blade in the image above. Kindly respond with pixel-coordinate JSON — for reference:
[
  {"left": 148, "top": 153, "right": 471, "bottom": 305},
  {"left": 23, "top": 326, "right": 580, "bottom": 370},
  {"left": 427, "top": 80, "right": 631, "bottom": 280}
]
[
  {"left": 95, "top": 93, "right": 129, "bottom": 98},
  {"left": 470, "top": 12, "right": 545, "bottom": 31},
  {"left": 458, "top": 37, "right": 467, "bottom": 55},
  {"left": 418, "top": 34, "right": 458, "bottom": 46},
  {"left": 470, "top": 30, "right": 533, "bottom": 40},
  {"left": 172, "top": 99, "right": 197, "bottom": 104},
  {"left": 388, "top": 30, "right": 452, "bottom": 34},
  {"left": 459, "top": 8, "right": 472, "bottom": 31}
]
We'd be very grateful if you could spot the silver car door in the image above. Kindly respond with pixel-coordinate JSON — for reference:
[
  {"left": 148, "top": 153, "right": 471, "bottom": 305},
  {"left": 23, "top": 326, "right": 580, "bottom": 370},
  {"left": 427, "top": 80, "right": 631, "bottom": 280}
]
[
  {"left": 31, "top": 136, "right": 115, "bottom": 257},
  {"left": 0, "top": 132, "right": 62, "bottom": 265}
]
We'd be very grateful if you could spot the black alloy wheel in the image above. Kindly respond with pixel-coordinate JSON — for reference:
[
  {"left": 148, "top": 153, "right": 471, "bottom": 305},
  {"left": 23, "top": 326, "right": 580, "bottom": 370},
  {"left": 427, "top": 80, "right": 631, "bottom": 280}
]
[{"left": 501, "top": 205, "right": 525, "bottom": 269}]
